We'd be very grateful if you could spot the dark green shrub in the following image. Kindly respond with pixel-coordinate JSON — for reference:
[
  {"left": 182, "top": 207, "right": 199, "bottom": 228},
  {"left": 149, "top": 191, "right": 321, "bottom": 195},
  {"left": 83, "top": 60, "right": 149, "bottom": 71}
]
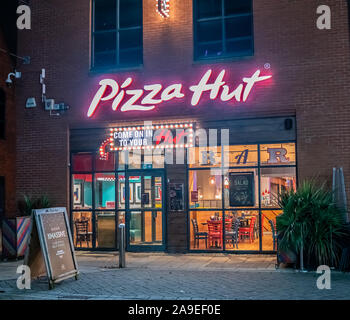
[
  {"left": 18, "top": 195, "right": 51, "bottom": 216},
  {"left": 277, "top": 181, "right": 347, "bottom": 268}
]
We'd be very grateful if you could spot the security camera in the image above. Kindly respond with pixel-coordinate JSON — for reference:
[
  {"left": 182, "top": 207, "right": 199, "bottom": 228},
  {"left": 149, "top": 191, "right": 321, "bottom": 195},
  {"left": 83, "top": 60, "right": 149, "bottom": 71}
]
[{"left": 5, "top": 71, "right": 21, "bottom": 87}]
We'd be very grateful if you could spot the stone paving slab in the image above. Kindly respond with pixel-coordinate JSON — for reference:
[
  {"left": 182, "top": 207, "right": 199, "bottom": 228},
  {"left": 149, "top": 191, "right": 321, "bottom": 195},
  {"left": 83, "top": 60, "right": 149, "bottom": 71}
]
[
  {"left": 0, "top": 268, "right": 349, "bottom": 300},
  {"left": 0, "top": 252, "right": 349, "bottom": 300},
  {"left": 0, "top": 252, "right": 277, "bottom": 281}
]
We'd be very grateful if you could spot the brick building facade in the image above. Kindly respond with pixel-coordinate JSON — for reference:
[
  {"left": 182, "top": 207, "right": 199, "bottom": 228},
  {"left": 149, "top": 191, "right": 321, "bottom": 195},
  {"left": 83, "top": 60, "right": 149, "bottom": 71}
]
[
  {"left": 15, "top": 0, "right": 350, "bottom": 253},
  {"left": 0, "top": 28, "right": 17, "bottom": 220}
]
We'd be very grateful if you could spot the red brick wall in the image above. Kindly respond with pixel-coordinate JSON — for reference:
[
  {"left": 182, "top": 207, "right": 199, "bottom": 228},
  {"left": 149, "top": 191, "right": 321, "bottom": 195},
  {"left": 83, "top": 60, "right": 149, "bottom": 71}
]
[
  {"left": 0, "top": 28, "right": 16, "bottom": 217},
  {"left": 15, "top": 0, "right": 350, "bottom": 216}
]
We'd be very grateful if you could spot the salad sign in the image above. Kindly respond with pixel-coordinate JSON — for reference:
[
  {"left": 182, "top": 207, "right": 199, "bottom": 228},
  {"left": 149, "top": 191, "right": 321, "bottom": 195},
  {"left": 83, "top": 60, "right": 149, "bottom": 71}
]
[
  {"left": 87, "top": 69, "right": 272, "bottom": 117},
  {"left": 229, "top": 172, "right": 255, "bottom": 207}
]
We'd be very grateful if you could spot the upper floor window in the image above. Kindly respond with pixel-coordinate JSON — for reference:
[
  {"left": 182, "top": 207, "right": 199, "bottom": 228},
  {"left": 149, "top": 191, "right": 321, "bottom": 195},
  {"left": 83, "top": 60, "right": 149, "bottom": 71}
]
[
  {"left": 194, "top": 0, "right": 253, "bottom": 60},
  {"left": 0, "top": 89, "right": 5, "bottom": 140},
  {"left": 92, "top": 0, "right": 143, "bottom": 69}
]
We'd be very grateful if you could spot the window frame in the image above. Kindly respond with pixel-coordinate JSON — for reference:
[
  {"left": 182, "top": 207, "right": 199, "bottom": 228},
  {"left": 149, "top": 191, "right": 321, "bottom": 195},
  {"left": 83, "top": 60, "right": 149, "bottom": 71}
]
[
  {"left": 187, "top": 141, "right": 297, "bottom": 253},
  {"left": 193, "top": 0, "right": 254, "bottom": 61},
  {"left": 70, "top": 150, "right": 166, "bottom": 250},
  {"left": 91, "top": 0, "right": 143, "bottom": 71}
]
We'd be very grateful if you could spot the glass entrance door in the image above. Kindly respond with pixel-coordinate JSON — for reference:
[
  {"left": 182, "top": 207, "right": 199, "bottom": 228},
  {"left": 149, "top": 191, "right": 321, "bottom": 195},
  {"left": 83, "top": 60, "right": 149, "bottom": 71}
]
[{"left": 125, "top": 171, "right": 165, "bottom": 251}]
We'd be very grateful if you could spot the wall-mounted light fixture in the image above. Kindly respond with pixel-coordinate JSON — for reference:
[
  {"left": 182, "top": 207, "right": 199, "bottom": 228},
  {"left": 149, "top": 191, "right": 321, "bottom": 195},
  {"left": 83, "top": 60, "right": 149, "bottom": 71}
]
[{"left": 156, "top": 0, "right": 170, "bottom": 18}]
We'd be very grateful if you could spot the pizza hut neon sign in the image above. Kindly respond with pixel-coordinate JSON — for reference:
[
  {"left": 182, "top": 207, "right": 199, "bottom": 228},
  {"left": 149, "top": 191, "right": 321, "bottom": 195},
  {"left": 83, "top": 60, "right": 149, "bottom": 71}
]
[{"left": 87, "top": 69, "right": 272, "bottom": 118}]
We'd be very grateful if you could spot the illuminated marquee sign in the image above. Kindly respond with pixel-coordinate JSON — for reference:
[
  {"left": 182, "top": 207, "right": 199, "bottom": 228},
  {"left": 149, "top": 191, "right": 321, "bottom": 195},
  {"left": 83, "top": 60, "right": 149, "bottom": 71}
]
[
  {"left": 156, "top": 0, "right": 170, "bottom": 18},
  {"left": 99, "top": 123, "right": 194, "bottom": 159},
  {"left": 87, "top": 69, "right": 272, "bottom": 118}
]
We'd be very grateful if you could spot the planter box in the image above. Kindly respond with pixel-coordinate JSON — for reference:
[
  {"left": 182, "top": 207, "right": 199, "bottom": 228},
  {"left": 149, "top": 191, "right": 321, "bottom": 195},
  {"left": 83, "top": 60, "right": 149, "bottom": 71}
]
[
  {"left": 2, "top": 217, "right": 31, "bottom": 259},
  {"left": 276, "top": 235, "right": 297, "bottom": 268}
]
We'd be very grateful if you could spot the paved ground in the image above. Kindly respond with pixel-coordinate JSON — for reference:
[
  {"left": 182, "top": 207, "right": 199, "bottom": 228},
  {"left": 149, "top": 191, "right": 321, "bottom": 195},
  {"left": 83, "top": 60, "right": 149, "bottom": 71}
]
[{"left": 0, "top": 252, "right": 349, "bottom": 300}]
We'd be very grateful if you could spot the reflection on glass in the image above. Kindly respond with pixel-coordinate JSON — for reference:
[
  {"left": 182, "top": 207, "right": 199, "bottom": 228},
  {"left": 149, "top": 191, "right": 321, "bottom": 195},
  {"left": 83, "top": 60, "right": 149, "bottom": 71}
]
[
  {"left": 143, "top": 151, "right": 165, "bottom": 169},
  {"left": 126, "top": 176, "right": 141, "bottom": 209},
  {"left": 261, "top": 210, "right": 282, "bottom": 251},
  {"left": 72, "top": 212, "right": 92, "bottom": 248},
  {"left": 222, "top": 145, "right": 258, "bottom": 167},
  {"left": 154, "top": 177, "right": 162, "bottom": 209},
  {"left": 72, "top": 174, "right": 92, "bottom": 209},
  {"left": 188, "top": 146, "right": 221, "bottom": 168},
  {"left": 95, "top": 173, "right": 115, "bottom": 209},
  {"left": 128, "top": 150, "right": 142, "bottom": 169},
  {"left": 190, "top": 211, "right": 223, "bottom": 250},
  {"left": 118, "top": 211, "right": 125, "bottom": 225},
  {"left": 225, "top": 211, "right": 259, "bottom": 251},
  {"left": 95, "top": 152, "right": 115, "bottom": 171},
  {"left": 143, "top": 176, "right": 152, "bottom": 209},
  {"left": 117, "top": 211, "right": 125, "bottom": 250},
  {"left": 118, "top": 151, "right": 127, "bottom": 170},
  {"left": 189, "top": 170, "right": 222, "bottom": 209},
  {"left": 129, "top": 211, "right": 162, "bottom": 245},
  {"left": 260, "top": 167, "right": 296, "bottom": 207},
  {"left": 72, "top": 153, "right": 92, "bottom": 172},
  {"left": 96, "top": 211, "right": 116, "bottom": 248}
]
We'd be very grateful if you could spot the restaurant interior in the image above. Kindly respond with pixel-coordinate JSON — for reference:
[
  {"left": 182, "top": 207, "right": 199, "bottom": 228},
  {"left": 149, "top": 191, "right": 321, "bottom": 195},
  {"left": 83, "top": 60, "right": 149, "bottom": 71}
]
[{"left": 70, "top": 142, "right": 296, "bottom": 252}]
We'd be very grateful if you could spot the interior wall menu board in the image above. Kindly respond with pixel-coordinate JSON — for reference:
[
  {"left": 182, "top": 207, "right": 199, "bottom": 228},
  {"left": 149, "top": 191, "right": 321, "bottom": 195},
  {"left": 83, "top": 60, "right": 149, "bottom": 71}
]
[{"left": 229, "top": 172, "right": 255, "bottom": 207}]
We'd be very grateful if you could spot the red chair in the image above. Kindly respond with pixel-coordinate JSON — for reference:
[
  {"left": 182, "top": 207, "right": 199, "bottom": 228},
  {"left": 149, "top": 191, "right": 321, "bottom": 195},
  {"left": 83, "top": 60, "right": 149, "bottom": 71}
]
[
  {"left": 239, "top": 216, "right": 256, "bottom": 243},
  {"left": 207, "top": 220, "right": 222, "bottom": 248}
]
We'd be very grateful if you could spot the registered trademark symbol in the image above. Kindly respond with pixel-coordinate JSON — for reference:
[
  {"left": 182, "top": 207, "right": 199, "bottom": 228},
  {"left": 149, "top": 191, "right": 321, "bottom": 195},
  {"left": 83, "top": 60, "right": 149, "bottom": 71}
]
[{"left": 264, "top": 63, "right": 271, "bottom": 69}]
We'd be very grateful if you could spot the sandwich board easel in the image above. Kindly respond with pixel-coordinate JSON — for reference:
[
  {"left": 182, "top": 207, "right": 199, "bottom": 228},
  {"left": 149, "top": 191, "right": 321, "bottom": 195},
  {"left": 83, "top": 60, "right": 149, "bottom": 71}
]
[{"left": 24, "top": 207, "right": 79, "bottom": 289}]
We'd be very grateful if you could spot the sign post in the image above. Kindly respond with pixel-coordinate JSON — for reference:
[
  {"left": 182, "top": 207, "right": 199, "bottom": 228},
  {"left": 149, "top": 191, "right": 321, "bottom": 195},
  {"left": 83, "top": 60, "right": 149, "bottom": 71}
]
[{"left": 25, "top": 207, "right": 79, "bottom": 289}]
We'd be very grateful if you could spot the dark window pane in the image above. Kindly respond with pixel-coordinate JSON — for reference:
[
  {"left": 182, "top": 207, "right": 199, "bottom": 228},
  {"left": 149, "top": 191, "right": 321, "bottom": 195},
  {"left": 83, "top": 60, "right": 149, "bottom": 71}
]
[
  {"left": 196, "top": 42, "right": 223, "bottom": 58},
  {"left": 225, "top": 16, "right": 252, "bottom": 39},
  {"left": 96, "top": 152, "right": 115, "bottom": 171},
  {"left": 197, "top": 20, "right": 222, "bottom": 42},
  {"left": 120, "top": 48, "right": 142, "bottom": 65},
  {"left": 120, "top": 0, "right": 142, "bottom": 28},
  {"left": 119, "top": 29, "right": 142, "bottom": 50},
  {"left": 72, "top": 154, "right": 92, "bottom": 172},
  {"left": 94, "top": 0, "right": 116, "bottom": 31},
  {"left": 224, "top": 0, "right": 252, "bottom": 16},
  {"left": 94, "top": 32, "right": 116, "bottom": 52},
  {"left": 226, "top": 38, "right": 253, "bottom": 55},
  {"left": 94, "top": 51, "right": 116, "bottom": 67},
  {"left": 92, "top": 0, "right": 143, "bottom": 68},
  {"left": 197, "top": 0, "right": 222, "bottom": 19}
]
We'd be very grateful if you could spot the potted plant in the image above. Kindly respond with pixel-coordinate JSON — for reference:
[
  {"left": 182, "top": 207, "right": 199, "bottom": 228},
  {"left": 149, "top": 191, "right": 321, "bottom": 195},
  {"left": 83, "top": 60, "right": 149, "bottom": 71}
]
[
  {"left": 277, "top": 181, "right": 347, "bottom": 270},
  {"left": 2, "top": 195, "right": 50, "bottom": 260}
]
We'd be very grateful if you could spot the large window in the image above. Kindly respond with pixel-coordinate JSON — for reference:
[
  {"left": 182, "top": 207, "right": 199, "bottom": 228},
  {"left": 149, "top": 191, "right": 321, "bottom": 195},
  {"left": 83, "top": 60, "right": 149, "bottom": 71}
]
[
  {"left": 188, "top": 143, "right": 296, "bottom": 252},
  {"left": 92, "top": 0, "right": 143, "bottom": 69},
  {"left": 194, "top": 0, "right": 254, "bottom": 60},
  {"left": 71, "top": 150, "right": 165, "bottom": 249},
  {"left": 0, "top": 89, "right": 5, "bottom": 139}
]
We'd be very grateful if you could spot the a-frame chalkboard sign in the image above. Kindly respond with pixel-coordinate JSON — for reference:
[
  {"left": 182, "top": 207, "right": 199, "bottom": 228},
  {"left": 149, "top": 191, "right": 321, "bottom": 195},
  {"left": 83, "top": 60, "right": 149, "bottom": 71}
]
[{"left": 24, "top": 207, "right": 79, "bottom": 289}]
